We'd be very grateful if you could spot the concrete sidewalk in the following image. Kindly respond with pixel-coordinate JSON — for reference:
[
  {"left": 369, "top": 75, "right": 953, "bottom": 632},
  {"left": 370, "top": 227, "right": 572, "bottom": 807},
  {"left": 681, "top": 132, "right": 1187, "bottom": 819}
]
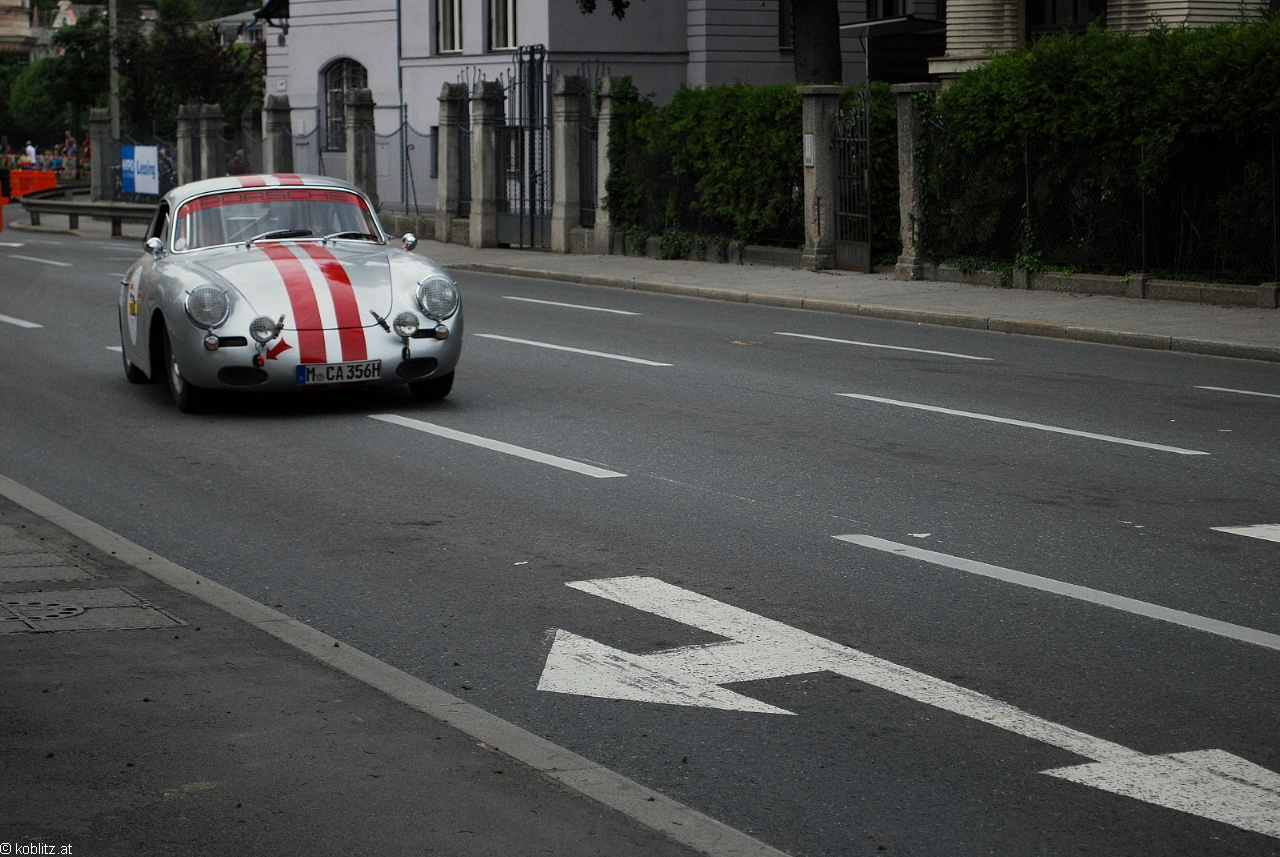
[
  {"left": 0, "top": 478, "right": 780, "bottom": 857},
  {"left": 419, "top": 241, "right": 1280, "bottom": 363}
]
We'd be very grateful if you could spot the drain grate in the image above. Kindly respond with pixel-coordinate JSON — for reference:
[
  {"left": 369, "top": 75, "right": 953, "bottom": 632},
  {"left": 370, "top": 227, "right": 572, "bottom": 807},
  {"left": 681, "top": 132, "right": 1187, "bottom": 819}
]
[{"left": 0, "top": 588, "right": 184, "bottom": 634}]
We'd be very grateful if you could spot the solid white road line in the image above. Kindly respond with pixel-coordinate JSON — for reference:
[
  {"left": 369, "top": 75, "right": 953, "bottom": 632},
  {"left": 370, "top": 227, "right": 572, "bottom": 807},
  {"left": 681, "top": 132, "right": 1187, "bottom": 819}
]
[
  {"left": 1196, "top": 385, "right": 1280, "bottom": 400},
  {"left": 836, "top": 534, "right": 1280, "bottom": 652},
  {"left": 838, "top": 393, "right": 1210, "bottom": 455},
  {"left": 504, "top": 296, "right": 640, "bottom": 315},
  {"left": 9, "top": 254, "right": 72, "bottom": 267},
  {"left": 777, "top": 332, "right": 992, "bottom": 361},
  {"left": 370, "top": 414, "right": 626, "bottom": 478},
  {"left": 0, "top": 313, "right": 42, "bottom": 329},
  {"left": 475, "top": 334, "right": 672, "bottom": 366},
  {"left": 0, "top": 241, "right": 24, "bottom": 247},
  {"left": 1212, "top": 524, "right": 1280, "bottom": 544},
  {"left": 106, "top": 346, "right": 123, "bottom": 352}
]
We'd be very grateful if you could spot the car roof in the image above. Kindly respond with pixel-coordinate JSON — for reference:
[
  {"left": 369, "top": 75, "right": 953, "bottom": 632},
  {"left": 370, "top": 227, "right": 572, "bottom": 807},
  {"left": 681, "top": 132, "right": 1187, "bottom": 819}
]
[{"left": 163, "top": 174, "right": 366, "bottom": 208}]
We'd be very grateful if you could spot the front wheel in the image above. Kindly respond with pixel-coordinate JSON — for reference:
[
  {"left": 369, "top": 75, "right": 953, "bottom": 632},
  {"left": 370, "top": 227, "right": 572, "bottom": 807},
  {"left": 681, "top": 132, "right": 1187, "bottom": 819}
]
[
  {"left": 162, "top": 324, "right": 209, "bottom": 413},
  {"left": 409, "top": 371, "right": 454, "bottom": 402}
]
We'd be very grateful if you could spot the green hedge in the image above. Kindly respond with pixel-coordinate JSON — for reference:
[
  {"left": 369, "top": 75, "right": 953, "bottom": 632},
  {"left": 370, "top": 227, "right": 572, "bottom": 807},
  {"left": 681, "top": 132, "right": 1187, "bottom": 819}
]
[
  {"left": 605, "top": 79, "right": 900, "bottom": 262},
  {"left": 923, "top": 20, "right": 1280, "bottom": 281}
]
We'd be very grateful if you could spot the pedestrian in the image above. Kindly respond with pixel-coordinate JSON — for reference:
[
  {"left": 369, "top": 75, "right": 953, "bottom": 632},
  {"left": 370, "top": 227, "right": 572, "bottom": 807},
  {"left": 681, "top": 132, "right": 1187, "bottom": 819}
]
[
  {"left": 23, "top": 140, "right": 36, "bottom": 166},
  {"left": 63, "top": 130, "right": 79, "bottom": 178}
]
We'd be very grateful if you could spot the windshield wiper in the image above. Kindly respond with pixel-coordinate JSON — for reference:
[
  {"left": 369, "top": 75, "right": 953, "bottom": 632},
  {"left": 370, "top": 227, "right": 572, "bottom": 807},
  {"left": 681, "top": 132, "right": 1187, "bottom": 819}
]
[
  {"left": 247, "top": 229, "right": 313, "bottom": 246},
  {"left": 323, "top": 231, "right": 379, "bottom": 244}
]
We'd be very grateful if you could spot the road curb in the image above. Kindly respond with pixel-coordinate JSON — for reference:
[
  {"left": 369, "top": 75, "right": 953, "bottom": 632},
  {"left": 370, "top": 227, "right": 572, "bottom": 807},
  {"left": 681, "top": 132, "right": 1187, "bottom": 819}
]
[
  {"left": 0, "top": 472, "right": 789, "bottom": 857},
  {"left": 446, "top": 261, "right": 1280, "bottom": 363}
]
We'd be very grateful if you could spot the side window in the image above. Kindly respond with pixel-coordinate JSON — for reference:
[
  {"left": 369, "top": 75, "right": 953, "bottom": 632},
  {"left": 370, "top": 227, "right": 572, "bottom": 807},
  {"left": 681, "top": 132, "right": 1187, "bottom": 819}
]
[{"left": 148, "top": 203, "right": 169, "bottom": 243}]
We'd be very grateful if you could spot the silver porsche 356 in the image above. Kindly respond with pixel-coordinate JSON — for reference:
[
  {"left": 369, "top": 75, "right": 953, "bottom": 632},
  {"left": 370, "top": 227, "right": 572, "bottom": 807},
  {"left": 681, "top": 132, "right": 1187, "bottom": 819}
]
[{"left": 118, "top": 173, "right": 462, "bottom": 412}]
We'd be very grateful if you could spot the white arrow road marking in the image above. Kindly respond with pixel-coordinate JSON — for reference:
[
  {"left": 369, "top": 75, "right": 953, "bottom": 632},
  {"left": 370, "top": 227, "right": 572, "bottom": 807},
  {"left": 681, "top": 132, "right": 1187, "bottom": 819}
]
[
  {"left": 9, "top": 255, "right": 72, "bottom": 267},
  {"left": 503, "top": 296, "right": 641, "bottom": 315},
  {"left": 1196, "top": 385, "right": 1280, "bottom": 400},
  {"left": 836, "top": 534, "right": 1280, "bottom": 652},
  {"left": 106, "top": 346, "right": 123, "bottom": 353},
  {"left": 1212, "top": 524, "right": 1280, "bottom": 544},
  {"left": 837, "top": 393, "right": 1210, "bottom": 455},
  {"left": 370, "top": 414, "right": 626, "bottom": 478},
  {"left": 776, "top": 332, "right": 992, "bottom": 361},
  {"left": 474, "top": 334, "right": 672, "bottom": 366},
  {"left": 0, "top": 313, "right": 42, "bottom": 329},
  {"left": 540, "top": 576, "right": 1280, "bottom": 839}
]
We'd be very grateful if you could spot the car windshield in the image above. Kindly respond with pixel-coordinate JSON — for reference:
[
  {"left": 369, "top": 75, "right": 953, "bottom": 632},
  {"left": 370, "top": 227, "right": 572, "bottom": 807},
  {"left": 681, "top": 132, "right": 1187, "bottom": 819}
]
[{"left": 173, "top": 188, "right": 380, "bottom": 251}]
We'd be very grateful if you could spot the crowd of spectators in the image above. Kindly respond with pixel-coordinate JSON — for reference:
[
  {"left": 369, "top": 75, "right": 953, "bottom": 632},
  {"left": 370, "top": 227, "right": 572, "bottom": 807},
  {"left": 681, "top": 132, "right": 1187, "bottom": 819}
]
[{"left": 0, "top": 132, "right": 88, "bottom": 177}]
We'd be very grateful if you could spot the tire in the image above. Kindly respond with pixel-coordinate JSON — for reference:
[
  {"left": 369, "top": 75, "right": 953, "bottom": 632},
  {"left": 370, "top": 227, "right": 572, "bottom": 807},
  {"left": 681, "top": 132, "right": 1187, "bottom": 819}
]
[
  {"left": 409, "top": 370, "right": 454, "bottom": 402},
  {"left": 162, "top": 324, "right": 209, "bottom": 413}
]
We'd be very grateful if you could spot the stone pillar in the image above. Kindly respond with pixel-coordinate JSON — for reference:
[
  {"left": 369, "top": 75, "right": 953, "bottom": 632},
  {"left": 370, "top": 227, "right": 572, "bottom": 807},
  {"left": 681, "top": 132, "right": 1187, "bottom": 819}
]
[
  {"left": 550, "top": 75, "right": 585, "bottom": 254},
  {"left": 892, "top": 83, "right": 941, "bottom": 281},
  {"left": 594, "top": 76, "right": 623, "bottom": 255},
  {"left": 345, "top": 88, "right": 378, "bottom": 208},
  {"left": 88, "top": 108, "right": 110, "bottom": 201},
  {"left": 469, "top": 80, "right": 505, "bottom": 249},
  {"left": 197, "top": 103, "right": 225, "bottom": 180},
  {"left": 799, "top": 85, "right": 843, "bottom": 271},
  {"left": 175, "top": 105, "right": 196, "bottom": 186},
  {"left": 263, "top": 94, "right": 293, "bottom": 174},
  {"left": 435, "top": 83, "right": 469, "bottom": 244}
]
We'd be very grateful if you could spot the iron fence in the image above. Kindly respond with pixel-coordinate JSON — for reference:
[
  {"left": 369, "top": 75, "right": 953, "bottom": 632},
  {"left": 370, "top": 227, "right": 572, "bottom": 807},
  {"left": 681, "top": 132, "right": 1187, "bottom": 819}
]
[
  {"left": 106, "top": 134, "right": 178, "bottom": 203},
  {"left": 922, "top": 123, "right": 1280, "bottom": 284},
  {"left": 579, "top": 86, "right": 598, "bottom": 229}
]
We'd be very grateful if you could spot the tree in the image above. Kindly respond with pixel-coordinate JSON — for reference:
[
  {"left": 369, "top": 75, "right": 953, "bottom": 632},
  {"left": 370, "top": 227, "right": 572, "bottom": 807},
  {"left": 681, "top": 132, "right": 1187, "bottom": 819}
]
[{"left": 575, "top": 0, "right": 843, "bottom": 85}]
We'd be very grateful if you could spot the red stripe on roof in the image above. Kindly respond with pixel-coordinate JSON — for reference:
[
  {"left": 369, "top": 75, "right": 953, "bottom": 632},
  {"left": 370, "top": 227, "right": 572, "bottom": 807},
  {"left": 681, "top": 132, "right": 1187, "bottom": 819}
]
[
  {"left": 178, "top": 188, "right": 367, "bottom": 216},
  {"left": 277, "top": 174, "right": 305, "bottom": 185},
  {"left": 236, "top": 175, "right": 267, "bottom": 187},
  {"left": 260, "top": 244, "right": 327, "bottom": 364},
  {"left": 298, "top": 244, "right": 368, "bottom": 362}
]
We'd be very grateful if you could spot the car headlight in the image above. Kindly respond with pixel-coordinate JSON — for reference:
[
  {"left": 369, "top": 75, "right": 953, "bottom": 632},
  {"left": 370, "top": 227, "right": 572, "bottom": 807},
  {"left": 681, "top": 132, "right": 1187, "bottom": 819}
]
[
  {"left": 250, "top": 315, "right": 279, "bottom": 343},
  {"left": 416, "top": 275, "right": 459, "bottom": 321},
  {"left": 393, "top": 312, "right": 420, "bottom": 338},
  {"left": 185, "top": 285, "right": 230, "bottom": 329}
]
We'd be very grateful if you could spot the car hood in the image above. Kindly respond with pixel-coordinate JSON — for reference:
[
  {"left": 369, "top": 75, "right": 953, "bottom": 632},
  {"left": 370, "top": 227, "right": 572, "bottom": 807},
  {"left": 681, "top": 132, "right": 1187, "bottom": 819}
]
[{"left": 188, "top": 241, "right": 394, "bottom": 330}]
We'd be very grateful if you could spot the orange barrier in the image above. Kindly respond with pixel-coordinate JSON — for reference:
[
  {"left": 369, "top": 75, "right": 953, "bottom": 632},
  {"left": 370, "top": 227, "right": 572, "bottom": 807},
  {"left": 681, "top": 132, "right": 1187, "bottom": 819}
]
[{"left": 9, "top": 171, "right": 58, "bottom": 198}]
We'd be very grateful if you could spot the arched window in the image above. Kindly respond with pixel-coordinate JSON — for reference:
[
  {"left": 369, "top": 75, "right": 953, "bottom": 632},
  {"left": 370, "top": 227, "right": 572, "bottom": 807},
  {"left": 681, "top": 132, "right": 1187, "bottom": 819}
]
[{"left": 322, "top": 58, "right": 368, "bottom": 151}]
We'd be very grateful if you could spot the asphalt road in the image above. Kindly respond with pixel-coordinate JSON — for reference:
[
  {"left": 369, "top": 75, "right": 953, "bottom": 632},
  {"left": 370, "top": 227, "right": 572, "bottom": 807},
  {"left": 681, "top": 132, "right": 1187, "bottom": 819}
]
[{"left": 2, "top": 228, "right": 1279, "bottom": 856}]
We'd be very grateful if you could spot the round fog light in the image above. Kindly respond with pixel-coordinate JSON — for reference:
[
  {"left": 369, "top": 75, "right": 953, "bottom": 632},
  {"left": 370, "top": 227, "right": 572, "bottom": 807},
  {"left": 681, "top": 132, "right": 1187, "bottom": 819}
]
[
  {"left": 250, "top": 316, "right": 278, "bottom": 344},
  {"left": 203, "top": 333, "right": 220, "bottom": 351},
  {"left": 393, "top": 312, "right": 420, "bottom": 338},
  {"left": 435, "top": 324, "right": 448, "bottom": 340}
]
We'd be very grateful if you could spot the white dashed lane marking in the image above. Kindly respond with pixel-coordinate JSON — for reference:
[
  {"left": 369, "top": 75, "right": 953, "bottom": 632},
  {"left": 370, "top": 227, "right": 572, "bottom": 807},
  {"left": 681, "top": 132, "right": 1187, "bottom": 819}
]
[
  {"left": 503, "top": 296, "right": 640, "bottom": 315},
  {"left": 838, "top": 393, "right": 1210, "bottom": 455},
  {"left": 1196, "top": 386, "right": 1280, "bottom": 400},
  {"left": 9, "top": 255, "right": 72, "bottom": 267},
  {"left": 777, "top": 332, "right": 992, "bottom": 361},
  {"left": 1212, "top": 524, "right": 1280, "bottom": 544},
  {"left": 836, "top": 534, "right": 1280, "bottom": 652},
  {"left": 370, "top": 414, "right": 627, "bottom": 478},
  {"left": 474, "top": 334, "right": 672, "bottom": 366},
  {"left": 0, "top": 313, "right": 42, "bottom": 329}
]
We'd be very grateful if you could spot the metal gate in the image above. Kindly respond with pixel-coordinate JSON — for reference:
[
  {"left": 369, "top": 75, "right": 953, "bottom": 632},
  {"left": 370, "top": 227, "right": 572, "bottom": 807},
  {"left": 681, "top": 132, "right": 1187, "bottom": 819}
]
[
  {"left": 834, "top": 92, "right": 872, "bottom": 272},
  {"left": 496, "top": 45, "right": 553, "bottom": 248}
]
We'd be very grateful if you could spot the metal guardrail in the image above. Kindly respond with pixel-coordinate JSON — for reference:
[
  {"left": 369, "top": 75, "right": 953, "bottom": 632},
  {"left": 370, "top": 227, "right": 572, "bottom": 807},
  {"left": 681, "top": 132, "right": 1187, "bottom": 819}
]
[{"left": 19, "top": 188, "right": 155, "bottom": 236}]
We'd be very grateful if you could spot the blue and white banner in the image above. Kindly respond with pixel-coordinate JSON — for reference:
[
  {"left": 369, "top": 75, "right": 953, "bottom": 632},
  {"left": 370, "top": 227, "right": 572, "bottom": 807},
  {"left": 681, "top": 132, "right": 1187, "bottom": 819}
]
[{"left": 121, "top": 145, "right": 159, "bottom": 195}]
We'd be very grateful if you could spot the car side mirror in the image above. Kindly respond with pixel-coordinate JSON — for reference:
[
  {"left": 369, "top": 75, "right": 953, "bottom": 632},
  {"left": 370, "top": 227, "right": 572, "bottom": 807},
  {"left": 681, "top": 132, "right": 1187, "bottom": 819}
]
[
  {"left": 145, "top": 237, "right": 164, "bottom": 258},
  {"left": 401, "top": 233, "right": 417, "bottom": 252}
]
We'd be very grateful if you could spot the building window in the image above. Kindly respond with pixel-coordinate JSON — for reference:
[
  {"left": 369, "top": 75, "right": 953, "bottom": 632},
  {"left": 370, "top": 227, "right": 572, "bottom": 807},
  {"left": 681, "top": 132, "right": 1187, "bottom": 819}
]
[
  {"left": 778, "top": 0, "right": 793, "bottom": 49},
  {"left": 1025, "top": 0, "right": 1103, "bottom": 37},
  {"left": 438, "top": 0, "right": 463, "bottom": 53},
  {"left": 322, "top": 58, "right": 368, "bottom": 152},
  {"left": 869, "top": 0, "right": 902, "bottom": 19},
  {"left": 490, "top": 0, "right": 516, "bottom": 50}
]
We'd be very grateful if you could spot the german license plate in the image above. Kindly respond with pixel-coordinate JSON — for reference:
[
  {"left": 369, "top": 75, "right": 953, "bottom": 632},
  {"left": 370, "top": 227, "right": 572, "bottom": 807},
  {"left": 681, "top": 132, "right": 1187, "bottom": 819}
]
[{"left": 296, "top": 360, "right": 381, "bottom": 385}]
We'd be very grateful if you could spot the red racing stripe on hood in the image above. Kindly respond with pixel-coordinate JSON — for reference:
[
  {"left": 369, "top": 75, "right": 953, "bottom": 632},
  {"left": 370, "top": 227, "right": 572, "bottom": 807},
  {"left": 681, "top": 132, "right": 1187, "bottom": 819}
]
[
  {"left": 260, "top": 243, "right": 327, "bottom": 364},
  {"left": 298, "top": 244, "right": 368, "bottom": 362}
]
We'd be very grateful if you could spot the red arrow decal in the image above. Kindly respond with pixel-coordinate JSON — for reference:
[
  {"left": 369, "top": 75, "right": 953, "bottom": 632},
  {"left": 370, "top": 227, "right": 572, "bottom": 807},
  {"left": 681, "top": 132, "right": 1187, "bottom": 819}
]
[{"left": 266, "top": 338, "right": 293, "bottom": 360}]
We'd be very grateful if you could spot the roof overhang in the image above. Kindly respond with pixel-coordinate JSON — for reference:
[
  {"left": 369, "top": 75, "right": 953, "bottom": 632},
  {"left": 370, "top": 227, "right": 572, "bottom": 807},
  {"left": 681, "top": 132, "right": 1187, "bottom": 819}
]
[
  {"left": 253, "top": 0, "right": 288, "bottom": 25},
  {"left": 839, "top": 15, "right": 946, "bottom": 38}
]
